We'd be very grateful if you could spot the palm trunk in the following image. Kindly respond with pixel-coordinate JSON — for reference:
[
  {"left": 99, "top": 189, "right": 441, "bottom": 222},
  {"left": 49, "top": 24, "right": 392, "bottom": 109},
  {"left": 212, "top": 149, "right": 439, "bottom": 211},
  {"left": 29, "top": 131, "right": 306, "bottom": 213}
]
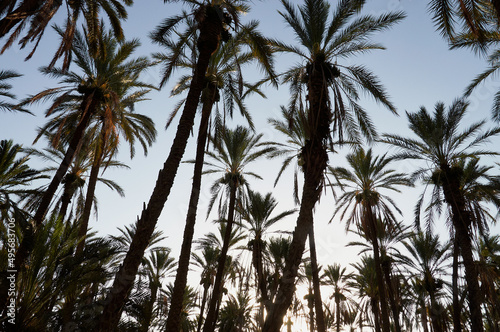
[
  {"left": 381, "top": 258, "right": 401, "bottom": 332},
  {"left": 366, "top": 207, "right": 391, "bottom": 332},
  {"left": 452, "top": 237, "right": 462, "bottom": 332},
  {"left": 58, "top": 181, "right": 76, "bottom": 222},
  {"left": 202, "top": 181, "right": 237, "bottom": 332},
  {"left": 253, "top": 235, "right": 268, "bottom": 327},
  {"left": 420, "top": 297, "right": 429, "bottom": 332},
  {"left": 262, "top": 58, "right": 329, "bottom": 332},
  {"left": 141, "top": 283, "right": 158, "bottom": 332},
  {"left": 165, "top": 85, "right": 215, "bottom": 332},
  {"left": 76, "top": 132, "right": 105, "bottom": 255},
  {"left": 95, "top": 9, "right": 223, "bottom": 331},
  {"left": 196, "top": 284, "right": 210, "bottom": 332},
  {"left": 440, "top": 165, "right": 483, "bottom": 332},
  {"left": 372, "top": 298, "right": 381, "bottom": 332},
  {"left": 335, "top": 293, "right": 340, "bottom": 332},
  {"left": 309, "top": 224, "right": 326, "bottom": 332},
  {"left": 429, "top": 290, "right": 444, "bottom": 332}
]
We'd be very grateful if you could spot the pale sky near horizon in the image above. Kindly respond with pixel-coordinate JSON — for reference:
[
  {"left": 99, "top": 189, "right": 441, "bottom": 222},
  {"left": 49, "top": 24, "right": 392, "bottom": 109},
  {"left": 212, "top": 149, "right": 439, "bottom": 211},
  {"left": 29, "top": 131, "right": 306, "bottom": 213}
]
[{"left": 1, "top": 0, "right": 500, "bottom": 318}]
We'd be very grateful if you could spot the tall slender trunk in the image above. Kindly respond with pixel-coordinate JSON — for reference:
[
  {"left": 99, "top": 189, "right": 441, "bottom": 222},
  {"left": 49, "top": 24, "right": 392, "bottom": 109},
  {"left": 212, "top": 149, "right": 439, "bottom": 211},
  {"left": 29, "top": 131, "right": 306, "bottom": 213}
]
[
  {"left": 95, "top": 10, "right": 223, "bottom": 331},
  {"left": 366, "top": 207, "right": 391, "bottom": 332},
  {"left": 381, "top": 258, "right": 401, "bottom": 332},
  {"left": 165, "top": 85, "right": 215, "bottom": 332},
  {"left": 441, "top": 165, "right": 483, "bottom": 332},
  {"left": 420, "top": 297, "right": 429, "bottom": 332},
  {"left": 141, "top": 283, "right": 158, "bottom": 332},
  {"left": 58, "top": 181, "right": 76, "bottom": 222},
  {"left": 309, "top": 223, "right": 326, "bottom": 332},
  {"left": 452, "top": 237, "right": 462, "bottom": 332},
  {"left": 202, "top": 181, "right": 237, "bottom": 332},
  {"left": 429, "top": 290, "right": 444, "bottom": 332},
  {"left": 308, "top": 286, "right": 314, "bottom": 332},
  {"left": 76, "top": 131, "right": 106, "bottom": 255},
  {"left": 253, "top": 235, "right": 268, "bottom": 327},
  {"left": 335, "top": 292, "right": 341, "bottom": 332},
  {"left": 372, "top": 298, "right": 381, "bottom": 332},
  {"left": 196, "top": 284, "right": 210, "bottom": 332},
  {"left": 262, "top": 58, "right": 329, "bottom": 332}
]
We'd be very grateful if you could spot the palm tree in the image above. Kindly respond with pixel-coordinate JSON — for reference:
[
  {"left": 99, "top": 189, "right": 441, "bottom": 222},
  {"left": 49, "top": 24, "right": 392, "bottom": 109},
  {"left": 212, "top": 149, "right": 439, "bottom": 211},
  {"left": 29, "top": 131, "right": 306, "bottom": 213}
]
[
  {"left": 240, "top": 190, "right": 295, "bottom": 326},
  {"left": 322, "top": 263, "right": 354, "bottom": 332},
  {"left": 0, "top": 0, "right": 133, "bottom": 70},
  {"left": 263, "top": 1, "right": 404, "bottom": 330},
  {"left": 350, "top": 255, "right": 382, "bottom": 332},
  {"left": 330, "top": 147, "right": 413, "bottom": 332},
  {"left": 202, "top": 125, "right": 272, "bottom": 332},
  {"left": 158, "top": 18, "right": 276, "bottom": 331},
  {"left": 192, "top": 243, "right": 220, "bottom": 332},
  {"left": 97, "top": 2, "right": 247, "bottom": 329},
  {"left": 402, "top": 231, "right": 451, "bottom": 332},
  {"left": 13, "top": 26, "right": 153, "bottom": 278},
  {"left": 383, "top": 99, "right": 500, "bottom": 332}
]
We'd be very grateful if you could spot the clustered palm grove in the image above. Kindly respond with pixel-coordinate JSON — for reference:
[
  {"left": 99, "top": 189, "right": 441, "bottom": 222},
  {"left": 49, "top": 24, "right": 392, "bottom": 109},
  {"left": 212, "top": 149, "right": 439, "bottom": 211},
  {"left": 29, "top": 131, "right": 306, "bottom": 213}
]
[{"left": 0, "top": 0, "right": 499, "bottom": 331}]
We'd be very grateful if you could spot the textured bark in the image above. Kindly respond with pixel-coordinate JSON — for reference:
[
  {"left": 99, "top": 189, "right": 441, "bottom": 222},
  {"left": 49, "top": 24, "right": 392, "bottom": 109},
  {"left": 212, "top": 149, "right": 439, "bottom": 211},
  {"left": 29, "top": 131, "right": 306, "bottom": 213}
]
[
  {"left": 95, "top": 9, "right": 223, "bottom": 331},
  {"left": 75, "top": 136, "right": 104, "bottom": 255},
  {"left": 202, "top": 182, "right": 237, "bottom": 332},
  {"left": 452, "top": 237, "right": 462, "bottom": 332},
  {"left": 165, "top": 84, "right": 215, "bottom": 332},
  {"left": 366, "top": 206, "right": 391, "bottom": 332},
  {"left": 309, "top": 224, "right": 326, "bottom": 332},
  {"left": 381, "top": 259, "right": 401, "bottom": 332},
  {"left": 440, "top": 165, "right": 484, "bottom": 332},
  {"left": 196, "top": 285, "right": 210, "bottom": 332}
]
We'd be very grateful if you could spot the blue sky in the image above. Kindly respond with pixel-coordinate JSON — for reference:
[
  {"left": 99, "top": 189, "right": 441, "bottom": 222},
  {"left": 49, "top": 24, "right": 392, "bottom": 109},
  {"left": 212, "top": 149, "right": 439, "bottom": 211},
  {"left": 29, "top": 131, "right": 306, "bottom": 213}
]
[{"left": 1, "top": 0, "right": 500, "bottom": 287}]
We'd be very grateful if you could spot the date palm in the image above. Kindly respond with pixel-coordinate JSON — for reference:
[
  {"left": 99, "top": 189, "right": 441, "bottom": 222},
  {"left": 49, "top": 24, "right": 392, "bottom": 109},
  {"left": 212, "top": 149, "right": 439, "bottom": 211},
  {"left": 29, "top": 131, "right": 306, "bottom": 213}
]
[
  {"left": 156, "top": 18, "right": 275, "bottom": 331},
  {"left": 263, "top": 1, "right": 404, "bottom": 330},
  {"left": 240, "top": 190, "right": 295, "bottom": 326},
  {"left": 330, "top": 147, "right": 412, "bottom": 332},
  {"left": 0, "top": 0, "right": 133, "bottom": 70},
  {"left": 98, "top": 2, "right": 248, "bottom": 329},
  {"left": 202, "top": 125, "right": 272, "bottom": 332},
  {"left": 322, "top": 263, "right": 354, "bottom": 332},
  {"left": 383, "top": 99, "right": 500, "bottom": 331}
]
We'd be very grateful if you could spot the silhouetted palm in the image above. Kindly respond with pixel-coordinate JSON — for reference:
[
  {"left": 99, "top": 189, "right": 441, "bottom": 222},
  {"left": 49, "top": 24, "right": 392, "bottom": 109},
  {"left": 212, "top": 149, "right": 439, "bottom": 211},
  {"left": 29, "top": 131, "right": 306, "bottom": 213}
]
[
  {"left": 383, "top": 99, "right": 500, "bottom": 331},
  {"left": 264, "top": 1, "right": 403, "bottom": 329}
]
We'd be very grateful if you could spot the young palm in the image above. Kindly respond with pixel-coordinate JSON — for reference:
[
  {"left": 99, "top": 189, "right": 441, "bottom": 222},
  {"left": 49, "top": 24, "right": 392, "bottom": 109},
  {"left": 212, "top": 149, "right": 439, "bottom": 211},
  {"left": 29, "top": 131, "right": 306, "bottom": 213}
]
[
  {"left": 264, "top": 1, "right": 404, "bottom": 330},
  {"left": 157, "top": 19, "right": 275, "bottom": 331},
  {"left": 240, "top": 190, "right": 295, "bottom": 325},
  {"left": 330, "top": 147, "right": 412, "bottom": 332},
  {"left": 201, "top": 125, "right": 272, "bottom": 332},
  {"left": 0, "top": 0, "right": 133, "bottom": 70},
  {"left": 402, "top": 231, "right": 451, "bottom": 332},
  {"left": 383, "top": 99, "right": 500, "bottom": 331},
  {"left": 99, "top": 3, "right": 249, "bottom": 329}
]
